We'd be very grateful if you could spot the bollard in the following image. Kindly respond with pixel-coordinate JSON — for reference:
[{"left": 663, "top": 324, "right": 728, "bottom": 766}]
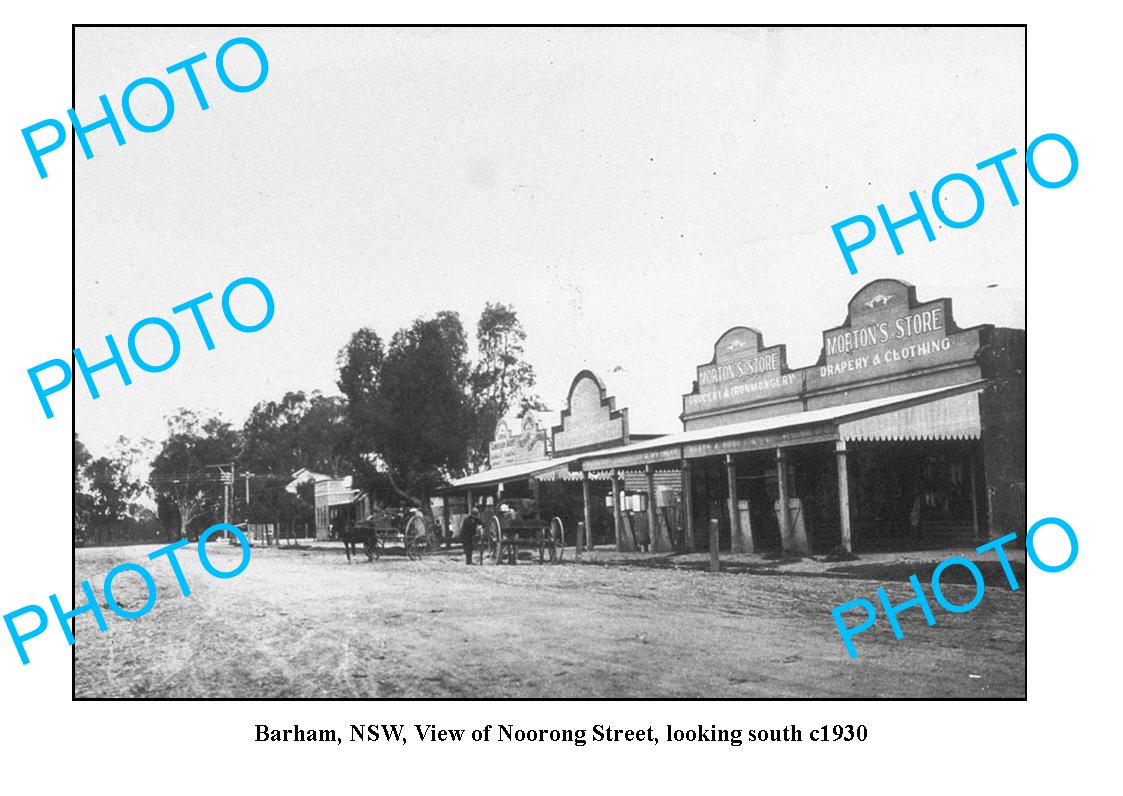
[
  {"left": 577, "top": 521, "right": 584, "bottom": 561},
  {"left": 709, "top": 518, "right": 720, "bottom": 573}
]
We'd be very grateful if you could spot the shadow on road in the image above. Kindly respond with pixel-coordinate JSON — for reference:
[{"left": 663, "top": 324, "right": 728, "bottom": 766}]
[{"left": 577, "top": 553, "right": 1027, "bottom": 586}]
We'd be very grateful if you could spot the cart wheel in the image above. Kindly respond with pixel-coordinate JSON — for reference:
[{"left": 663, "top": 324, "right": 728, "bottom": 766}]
[
  {"left": 546, "top": 517, "right": 565, "bottom": 563},
  {"left": 405, "top": 516, "right": 428, "bottom": 560},
  {"left": 487, "top": 515, "right": 503, "bottom": 564}
]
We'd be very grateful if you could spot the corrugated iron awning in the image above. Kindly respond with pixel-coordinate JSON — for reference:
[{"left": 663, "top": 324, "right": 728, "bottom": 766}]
[
  {"left": 576, "top": 381, "right": 987, "bottom": 470},
  {"left": 446, "top": 453, "right": 584, "bottom": 489},
  {"left": 838, "top": 389, "right": 981, "bottom": 441}
]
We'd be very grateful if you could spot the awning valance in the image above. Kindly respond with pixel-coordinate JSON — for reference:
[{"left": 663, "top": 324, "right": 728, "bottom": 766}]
[
  {"left": 443, "top": 382, "right": 986, "bottom": 488},
  {"left": 838, "top": 389, "right": 981, "bottom": 441},
  {"left": 577, "top": 381, "right": 986, "bottom": 470},
  {"left": 446, "top": 453, "right": 584, "bottom": 490}
]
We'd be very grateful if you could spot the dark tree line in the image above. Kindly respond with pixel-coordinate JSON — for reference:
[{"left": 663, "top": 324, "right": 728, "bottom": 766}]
[
  {"left": 73, "top": 434, "right": 153, "bottom": 545},
  {"left": 336, "top": 302, "right": 542, "bottom": 515},
  {"left": 75, "top": 302, "right": 541, "bottom": 542}
]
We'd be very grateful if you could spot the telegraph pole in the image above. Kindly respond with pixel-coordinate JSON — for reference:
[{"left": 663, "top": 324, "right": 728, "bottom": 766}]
[
  {"left": 222, "top": 465, "right": 233, "bottom": 539},
  {"left": 243, "top": 472, "right": 252, "bottom": 543},
  {"left": 208, "top": 462, "right": 236, "bottom": 540}
]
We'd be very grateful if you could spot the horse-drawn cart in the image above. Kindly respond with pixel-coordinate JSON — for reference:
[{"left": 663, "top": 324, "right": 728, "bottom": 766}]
[
  {"left": 482, "top": 499, "right": 565, "bottom": 565},
  {"left": 350, "top": 508, "right": 430, "bottom": 561}
]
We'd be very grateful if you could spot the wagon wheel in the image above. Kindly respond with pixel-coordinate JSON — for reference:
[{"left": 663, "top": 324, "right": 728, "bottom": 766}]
[
  {"left": 405, "top": 516, "right": 428, "bottom": 560},
  {"left": 548, "top": 517, "right": 565, "bottom": 563},
  {"left": 487, "top": 515, "right": 504, "bottom": 564}
]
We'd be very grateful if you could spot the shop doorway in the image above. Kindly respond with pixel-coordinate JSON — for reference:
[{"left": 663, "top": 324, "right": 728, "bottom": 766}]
[{"left": 849, "top": 440, "right": 984, "bottom": 551}]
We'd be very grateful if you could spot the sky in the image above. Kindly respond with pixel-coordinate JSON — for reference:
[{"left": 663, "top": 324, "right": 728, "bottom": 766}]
[{"left": 72, "top": 26, "right": 1025, "bottom": 460}]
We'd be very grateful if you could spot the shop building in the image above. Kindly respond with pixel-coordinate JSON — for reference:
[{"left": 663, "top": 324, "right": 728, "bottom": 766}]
[
  {"left": 444, "top": 371, "right": 668, "bottom": 549},
  {"left": 286, "top": 468, "right": 359, "bottom": 540},
  {"left": 550, "top": 370, "right": 672, "bottom": 551},
  {"left": 571, "top": 279, "right": 1024, "bottom": 555},
  {"left": 443, "top": 279, "right": 1023, "bottom": 557}
]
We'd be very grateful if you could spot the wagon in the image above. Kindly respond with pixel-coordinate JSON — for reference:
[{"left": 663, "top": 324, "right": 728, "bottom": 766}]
[
  {"left": 355, "top": 508, "right": 430, "bottom": 560},
  {"left": 482, "top": 499, "right": 565, "bottom": 565}
]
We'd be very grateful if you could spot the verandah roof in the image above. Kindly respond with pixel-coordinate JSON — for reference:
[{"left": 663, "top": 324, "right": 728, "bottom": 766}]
[
  {"left": 443, "top": 381, "right": 985, "bottom": 489},
  {"left": 576, "top": 381, "right": 986, "bottom": 471},
  {"left": 446, "top": 453, "right": 586, "bottom": 490}
]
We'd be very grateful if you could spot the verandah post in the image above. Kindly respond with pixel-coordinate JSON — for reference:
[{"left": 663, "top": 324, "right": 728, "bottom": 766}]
[
  {"left": 777, "top": 448, "right": 791, "bottom": 553},
  {"left": 835, "top": 439, "right": 853, "bottom": 554},
  {"left": 709, "top": 518, "right": 720, "bottom": 573},
  {"left": 681, "top": 459, "right": 695, "bottom": 552},
  {"left": 582, "top": 470, "right": 593, "bottom": 552},
  {"left": 611, "top": 470, "right": 624, "bottom": 552}
]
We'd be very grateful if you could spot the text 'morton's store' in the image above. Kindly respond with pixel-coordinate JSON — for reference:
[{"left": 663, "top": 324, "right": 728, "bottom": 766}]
[{"left": 453, "top": 278, "right": 1025, "bottom": 556}]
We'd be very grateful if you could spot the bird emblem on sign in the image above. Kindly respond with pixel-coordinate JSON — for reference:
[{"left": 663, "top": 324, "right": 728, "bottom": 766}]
[{"left": 864, "top": 293, "right": 893, "bottom": 309}]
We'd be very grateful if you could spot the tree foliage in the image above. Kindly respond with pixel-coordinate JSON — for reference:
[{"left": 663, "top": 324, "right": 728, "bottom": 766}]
[
  {"left": 469, "top": 302, "right": 545, "bottom": 469},
  {"left": 149, "top": 409, "right": 240, "bottom": 538},
  {"left": 74, "top": 434, "right": 146, "bottom": 545},
  {"left": 240, "top": 390, "right": 355, "bottom": 528},
  {"left": 94, "top": 302, "right": 546, "bottom": 540},
  {"left": 74, "top": 434, "right": 94, "bottom": 540},
  {"left": 242, "top": 390, "right": 354, "bottom": 477},
  {"left": 337, "top": 312, "right": 474, "bottom": 509},
  {"left": 336, "top": 303, "right": 543, "bottom": 507}
]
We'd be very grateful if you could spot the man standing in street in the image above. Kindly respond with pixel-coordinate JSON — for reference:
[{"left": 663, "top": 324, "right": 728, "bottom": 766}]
[{"left": 460, "top": 508, "right": 481, "bottom": 565}]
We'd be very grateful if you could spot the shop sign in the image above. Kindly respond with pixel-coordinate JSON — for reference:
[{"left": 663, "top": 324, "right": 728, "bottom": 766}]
[
  {"left": 682, "top": 280, "right": 984, "bottom": 422},
  {"left": 808, "top": 280, "right": 981, "bottom": 391},
  {"left": 682, "top": 426, "right": 835, "bottom": 458},
  {"left": 582, "top": 445, "right": 678, "bottom": 471},
  {"left": 682, "top": 327, "right": 801, "bottom": 416},
  {"left": 489, "top": 412, "right": 549, "bottom": 467}
]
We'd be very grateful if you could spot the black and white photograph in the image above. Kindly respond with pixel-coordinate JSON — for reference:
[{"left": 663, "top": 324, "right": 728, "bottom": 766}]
[
  {"left": 14, "top": 3, "right": 1123, "bottom": 790},
  {"left": 67, "top": 25, "right": 1028, "bottom": 700}
]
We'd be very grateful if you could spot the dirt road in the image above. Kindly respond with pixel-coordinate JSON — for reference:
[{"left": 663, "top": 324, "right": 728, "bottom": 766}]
[{"left": 74, "top": 542, "right": 1025, "bottom": 699}]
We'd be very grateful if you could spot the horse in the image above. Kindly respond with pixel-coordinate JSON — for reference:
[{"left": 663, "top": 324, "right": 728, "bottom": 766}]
[{"left": 340, "top": 522, "right": 375, "bottom": 563}]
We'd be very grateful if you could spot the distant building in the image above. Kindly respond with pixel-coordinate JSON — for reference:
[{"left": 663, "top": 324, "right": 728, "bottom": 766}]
[
  {"left": 446, "top": 278, "right": 1025, "bottom": 556},
  {"left": 286, "top": 469, "right": 358, "bottom": 540}
]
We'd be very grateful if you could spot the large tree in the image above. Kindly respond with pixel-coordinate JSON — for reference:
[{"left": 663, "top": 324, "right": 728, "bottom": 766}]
[
  {"left": 298, "top": 393, "right": 355, "bottom": 477},
  {"left": 240, "top": 390, "right": 355, "bottom": 529},
  {"left": 337, "top": 312, "right": 473, "bottom": 512},
  {"left": 469, "top": 302, "right": 545, "bottom": 469},
  {"left": 242, "top": 390, "right": 354, "bottom": 476},
  {"left": 149, "top": 409, "right": 240, "bottom": 538}
]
